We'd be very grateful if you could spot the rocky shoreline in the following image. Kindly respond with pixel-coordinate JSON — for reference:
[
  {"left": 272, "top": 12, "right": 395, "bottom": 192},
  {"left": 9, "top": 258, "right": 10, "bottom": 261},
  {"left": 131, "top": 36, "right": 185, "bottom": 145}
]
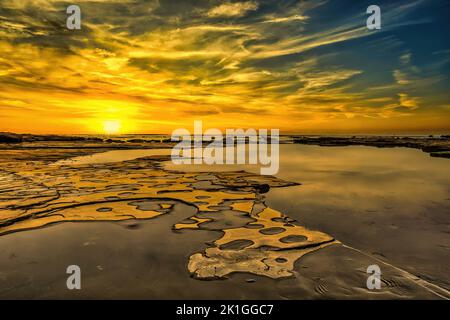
[
  {"left": 0, "top": 132, "right": 172, "bottom": 144},
  {"left": 1, "top": 132, "right": 449, "bottom": 159},
  {"left": 290, "top": 135, "right": 450, "bottom": 159},
  {"left": 1, "top": 145, "right": 448, "bottom": 299}
]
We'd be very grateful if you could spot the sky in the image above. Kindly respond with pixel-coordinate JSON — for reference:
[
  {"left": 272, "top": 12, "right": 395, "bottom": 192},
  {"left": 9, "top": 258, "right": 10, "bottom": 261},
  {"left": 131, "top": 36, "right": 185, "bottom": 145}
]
[{"left": 0, "top": 0, "right": 449, "bottom": 134}]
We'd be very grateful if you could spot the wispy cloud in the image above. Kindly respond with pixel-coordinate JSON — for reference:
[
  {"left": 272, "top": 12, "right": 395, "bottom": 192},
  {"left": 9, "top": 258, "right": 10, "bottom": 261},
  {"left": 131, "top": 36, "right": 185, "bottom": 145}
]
[
  {"left": 206, "top": 1, "right": 259, "bottom": 18},
  {"left": 262, "top": 14, "right": 308, "bottom": 23},
  {"left": 0, "top": 0, "right": 449, "bottom": 133}
]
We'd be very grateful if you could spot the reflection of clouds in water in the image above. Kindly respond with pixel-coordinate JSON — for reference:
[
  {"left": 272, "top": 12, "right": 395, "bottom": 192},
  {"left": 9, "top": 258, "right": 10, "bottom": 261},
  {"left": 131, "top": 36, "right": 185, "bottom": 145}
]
[
  {"left": 271, "top": 144, "right": 450, "bottom": 210},
  {"left": 263, "top": 144, "right": 450, "bottom": 291},
  {"left": 4, "top": 153, "right": 328, "bottom": 280},
  {"left": 55, "top": 149, "right": 173, "bottom": 166}
]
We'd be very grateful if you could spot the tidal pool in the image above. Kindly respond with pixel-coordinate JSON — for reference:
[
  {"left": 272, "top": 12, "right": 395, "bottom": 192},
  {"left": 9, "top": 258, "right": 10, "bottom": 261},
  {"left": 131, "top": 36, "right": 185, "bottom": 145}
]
[
  {"left": 55, "top": 148, "right": 173, "bottom": 165},
  {"left": 7, "top": 144, "right": 450, "bottom": 296},
  {"left": 165, "top": 144, "right": 450, "bottom": 290}
]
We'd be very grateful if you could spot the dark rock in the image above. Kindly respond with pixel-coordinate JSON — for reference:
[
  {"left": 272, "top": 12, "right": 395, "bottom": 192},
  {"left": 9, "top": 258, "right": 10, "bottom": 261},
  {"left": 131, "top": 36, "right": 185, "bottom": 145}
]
[
  {"left": 255, "top": 184, "right": 270, "bottom": 194},
  {"left": 0, "top": 133, "right": 22, "bottom": 143}
]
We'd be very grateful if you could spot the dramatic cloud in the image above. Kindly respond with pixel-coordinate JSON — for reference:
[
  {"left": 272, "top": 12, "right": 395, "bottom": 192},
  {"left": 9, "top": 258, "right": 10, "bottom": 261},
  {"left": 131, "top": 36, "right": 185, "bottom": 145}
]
[
  {"left": 206, "top": 1, "right": 259, "bottom": 18},
  {"left": 0, "top": 0, "right": 449, "bottom": 134}
]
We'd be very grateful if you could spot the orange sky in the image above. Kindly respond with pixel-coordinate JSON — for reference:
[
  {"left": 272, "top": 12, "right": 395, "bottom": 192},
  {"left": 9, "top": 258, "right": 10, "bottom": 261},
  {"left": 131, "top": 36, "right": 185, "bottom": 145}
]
[{"left": 0, "top": 0, "right": 449, "bottom": 135}]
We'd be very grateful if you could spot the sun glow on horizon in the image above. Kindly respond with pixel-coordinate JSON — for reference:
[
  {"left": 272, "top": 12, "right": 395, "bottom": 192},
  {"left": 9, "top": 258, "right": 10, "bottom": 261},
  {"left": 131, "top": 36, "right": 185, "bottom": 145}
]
[
  {"left": 0, "top": 1, "right": 449, "bottom": 134},
  {"left": 102, "top": 120, "right": 121, "bottom": 135}
]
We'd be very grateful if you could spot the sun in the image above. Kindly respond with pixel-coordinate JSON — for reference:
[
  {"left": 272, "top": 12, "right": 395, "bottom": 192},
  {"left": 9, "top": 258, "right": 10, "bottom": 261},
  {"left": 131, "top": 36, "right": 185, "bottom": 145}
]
[{"left": 102, "top": 120, "right": 121, "bottom": 135}]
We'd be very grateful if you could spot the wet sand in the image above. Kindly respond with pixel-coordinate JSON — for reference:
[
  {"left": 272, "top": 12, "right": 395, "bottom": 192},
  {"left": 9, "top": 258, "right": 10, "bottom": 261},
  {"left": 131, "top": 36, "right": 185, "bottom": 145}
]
[
  {"left": 0, "top": 219, "right": 442, "bottom": 299},
  {"left": 0, "top": 141, "right": 449, "bottom": 299}
]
